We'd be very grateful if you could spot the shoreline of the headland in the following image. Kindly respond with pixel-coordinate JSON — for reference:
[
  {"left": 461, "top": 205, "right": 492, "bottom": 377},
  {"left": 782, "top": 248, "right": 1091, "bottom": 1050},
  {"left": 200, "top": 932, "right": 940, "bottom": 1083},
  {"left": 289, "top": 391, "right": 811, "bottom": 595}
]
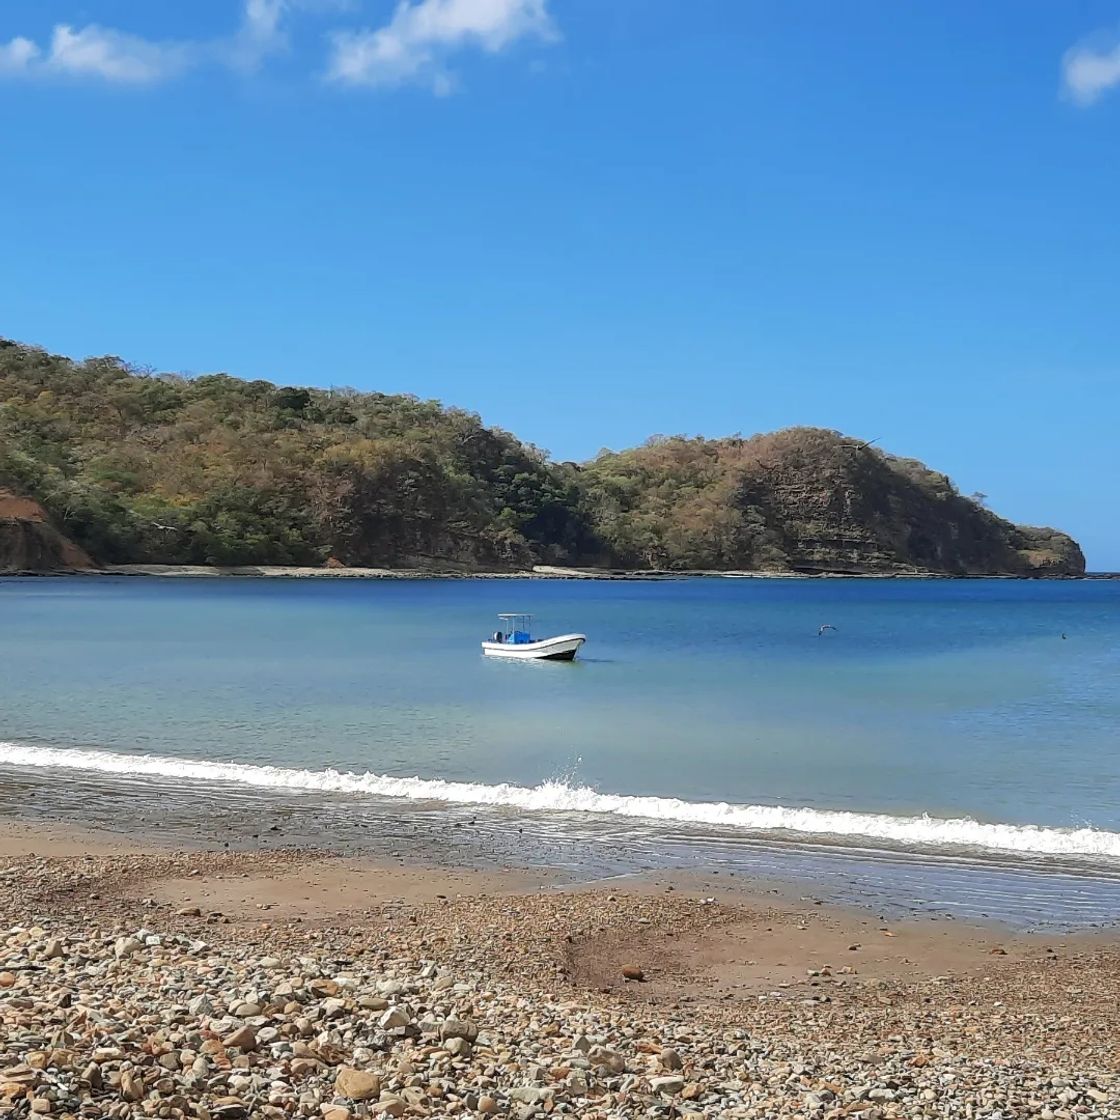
[
  {"left": 3, "top": 562, "right": 1114, "bottom": 580},
  {"left": 4, "top": 817, "right": 1119, "bottom": 980},
  {"left": 1, "top": 818, "right": 1118, "bottom": 1116},
  {"left": 7, "top": 749, "right": 1120, "bottom": 932}
]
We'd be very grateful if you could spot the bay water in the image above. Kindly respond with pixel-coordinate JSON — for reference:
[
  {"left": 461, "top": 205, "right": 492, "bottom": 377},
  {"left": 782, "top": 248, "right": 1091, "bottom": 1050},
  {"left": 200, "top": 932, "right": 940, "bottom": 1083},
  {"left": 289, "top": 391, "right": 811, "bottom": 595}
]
[{"left": 2, "top": 575, "right": 1119, "bottom": 926}]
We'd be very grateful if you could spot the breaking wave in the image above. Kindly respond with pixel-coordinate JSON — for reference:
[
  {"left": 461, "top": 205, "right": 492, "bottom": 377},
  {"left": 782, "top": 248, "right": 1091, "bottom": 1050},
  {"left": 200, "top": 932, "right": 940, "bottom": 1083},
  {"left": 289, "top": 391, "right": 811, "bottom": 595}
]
[{"left": 5, "top": 742, "right": 1120, "bottom": 861}]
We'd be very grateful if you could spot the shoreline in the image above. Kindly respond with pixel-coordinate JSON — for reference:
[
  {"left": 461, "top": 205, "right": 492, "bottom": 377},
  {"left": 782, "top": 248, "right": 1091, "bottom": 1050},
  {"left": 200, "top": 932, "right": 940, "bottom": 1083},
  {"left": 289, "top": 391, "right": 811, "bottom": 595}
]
[
  {"left": 3, "top": 818, "right": 1117, "bottom": 995},
  {"left": 2, "top": 818, "right": 1118, "bottom": 1117},
  {"left": 5, "top": 563, "right": 940, "bottom": 581},
  {"left": 4, "top": 815, "right": 1118, "bottom": 945},
  {"left": 4, "top": 562, "right": 1114, "bottom": 580},
  {"left": 7, "top": 749, "right": 1120, "bottom": 933}
]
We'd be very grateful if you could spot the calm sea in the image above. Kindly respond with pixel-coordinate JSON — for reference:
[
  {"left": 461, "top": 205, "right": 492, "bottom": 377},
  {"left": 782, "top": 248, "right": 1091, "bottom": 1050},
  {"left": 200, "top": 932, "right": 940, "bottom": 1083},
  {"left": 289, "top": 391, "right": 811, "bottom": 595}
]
[{"left": 2, "top": 575, "right": 1119, "bottom": 926}]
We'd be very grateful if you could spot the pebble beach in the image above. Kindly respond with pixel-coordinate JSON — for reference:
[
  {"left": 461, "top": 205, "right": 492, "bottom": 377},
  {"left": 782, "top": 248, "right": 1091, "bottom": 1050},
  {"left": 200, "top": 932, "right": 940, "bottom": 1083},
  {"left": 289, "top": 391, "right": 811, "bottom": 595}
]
[{"left": 1, "top": 828, "right": 1118, "bottom": 1120}]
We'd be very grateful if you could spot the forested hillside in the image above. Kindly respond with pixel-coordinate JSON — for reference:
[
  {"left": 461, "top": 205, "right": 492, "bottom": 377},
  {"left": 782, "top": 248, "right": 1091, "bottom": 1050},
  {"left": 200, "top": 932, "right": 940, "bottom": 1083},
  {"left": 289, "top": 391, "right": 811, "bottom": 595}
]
[
  {"left": 0, "top": 339, "right": 595, "bottom": 569},
  {"left": 578, "top": 431, "right": 1083, "bottom": 575},
  {"left": 0, "top": 339, "right": 1084, "bottom": 576}
]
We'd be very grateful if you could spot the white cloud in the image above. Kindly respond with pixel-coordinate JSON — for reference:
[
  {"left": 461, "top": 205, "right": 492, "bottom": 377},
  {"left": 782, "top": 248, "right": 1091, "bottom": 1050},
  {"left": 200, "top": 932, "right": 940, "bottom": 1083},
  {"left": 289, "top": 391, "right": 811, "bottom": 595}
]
[
  {"left": 1062, "top": 27, "right": 1120, "bottom": 106},
  {"left": 44, "top": 24, "right": 193, "bottom": 84},
  {"left": 0, "top": 36, "right": 40, "bottom": 74},
  {"left": 0, "top": 0, "right": 541, "bottom": 91},
  {"left": 224, "top": 0, "right": 289, "bottom": 72},
  {"left": 326, "top": 0, "right": 556, "bottom": 92},
  {"left": 0, "top": 0, "right": 335, "bottom": 85}
]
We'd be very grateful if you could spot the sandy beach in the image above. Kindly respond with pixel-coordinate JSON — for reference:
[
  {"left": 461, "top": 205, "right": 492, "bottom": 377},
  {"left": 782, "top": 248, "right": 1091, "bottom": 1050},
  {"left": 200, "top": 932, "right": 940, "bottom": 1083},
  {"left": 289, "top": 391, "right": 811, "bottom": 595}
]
[
  {"left": 52, "top": 565, "right": 929, "bottom": 580},
  {"left": 1, "top": 821, "right": 1117, "bottom": 1119}
]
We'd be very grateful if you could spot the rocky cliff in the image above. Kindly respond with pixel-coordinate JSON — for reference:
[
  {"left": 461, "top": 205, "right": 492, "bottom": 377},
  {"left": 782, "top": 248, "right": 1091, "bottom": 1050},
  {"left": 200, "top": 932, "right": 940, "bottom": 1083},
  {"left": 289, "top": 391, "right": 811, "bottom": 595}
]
[{"left": 0, "top": 490, "right": 94, "bottom": 573}]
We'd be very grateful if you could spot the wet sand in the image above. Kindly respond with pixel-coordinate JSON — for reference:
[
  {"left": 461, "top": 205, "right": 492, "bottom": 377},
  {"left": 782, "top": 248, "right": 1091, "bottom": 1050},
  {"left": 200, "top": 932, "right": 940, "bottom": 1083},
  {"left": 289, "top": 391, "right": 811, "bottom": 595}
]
[{"left": 2, "top": 820, "right": 1115, "bottom": 1005}]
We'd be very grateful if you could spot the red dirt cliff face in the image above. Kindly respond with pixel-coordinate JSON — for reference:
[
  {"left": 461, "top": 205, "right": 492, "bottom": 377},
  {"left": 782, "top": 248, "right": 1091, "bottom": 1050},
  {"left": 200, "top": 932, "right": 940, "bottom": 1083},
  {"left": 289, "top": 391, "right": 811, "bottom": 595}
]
[
  {"left": 0, "top": 492, "right": 51, "bottom": 521},
  {"left": 0, "top": 490, "right": 94, "bottom": 572}
]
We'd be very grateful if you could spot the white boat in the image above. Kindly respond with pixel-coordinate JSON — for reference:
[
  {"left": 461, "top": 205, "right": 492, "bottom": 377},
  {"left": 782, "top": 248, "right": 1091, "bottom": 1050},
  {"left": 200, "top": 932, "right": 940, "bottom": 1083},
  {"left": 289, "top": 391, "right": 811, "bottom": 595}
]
[{"left": 481, "top": 613, "right": 586, "bottom": 661}]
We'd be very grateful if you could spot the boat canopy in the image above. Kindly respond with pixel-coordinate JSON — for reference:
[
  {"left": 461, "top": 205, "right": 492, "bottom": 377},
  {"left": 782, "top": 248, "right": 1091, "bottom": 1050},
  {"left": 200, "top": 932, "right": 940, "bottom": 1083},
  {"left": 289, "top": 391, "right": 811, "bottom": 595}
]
[{"left": 495, "top": 613, "right": 533, "bottom": 644}]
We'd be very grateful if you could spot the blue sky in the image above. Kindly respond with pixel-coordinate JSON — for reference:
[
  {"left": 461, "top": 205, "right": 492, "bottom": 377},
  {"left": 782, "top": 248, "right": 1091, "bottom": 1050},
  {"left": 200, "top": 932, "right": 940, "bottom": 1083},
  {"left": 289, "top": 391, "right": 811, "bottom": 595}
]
[{"left": 1, "top": 1, "right": 1118, "bottom": 566}]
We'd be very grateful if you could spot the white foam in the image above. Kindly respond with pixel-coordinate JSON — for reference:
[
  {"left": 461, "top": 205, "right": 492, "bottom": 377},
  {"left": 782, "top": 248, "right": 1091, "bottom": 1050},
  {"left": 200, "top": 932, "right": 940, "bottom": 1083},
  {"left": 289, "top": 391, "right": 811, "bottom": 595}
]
[{"left": 5, "top": 741, "right": 1120, "bottom": 860}]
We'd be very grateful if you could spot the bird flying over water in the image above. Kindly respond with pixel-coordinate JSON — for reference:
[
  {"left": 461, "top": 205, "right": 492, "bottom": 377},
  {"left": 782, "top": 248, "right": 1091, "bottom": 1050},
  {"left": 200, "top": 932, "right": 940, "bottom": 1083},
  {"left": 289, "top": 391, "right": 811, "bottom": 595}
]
[{"left": 818, "top": 624, "right": 838, "bottom": 637}]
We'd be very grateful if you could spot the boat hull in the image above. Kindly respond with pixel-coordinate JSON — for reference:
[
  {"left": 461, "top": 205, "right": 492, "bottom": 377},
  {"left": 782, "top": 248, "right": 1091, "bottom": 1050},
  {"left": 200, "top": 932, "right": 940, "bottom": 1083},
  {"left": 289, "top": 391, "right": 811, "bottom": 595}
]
[{"left": 481, "top": 634, "right": 586, "bottom": 661}]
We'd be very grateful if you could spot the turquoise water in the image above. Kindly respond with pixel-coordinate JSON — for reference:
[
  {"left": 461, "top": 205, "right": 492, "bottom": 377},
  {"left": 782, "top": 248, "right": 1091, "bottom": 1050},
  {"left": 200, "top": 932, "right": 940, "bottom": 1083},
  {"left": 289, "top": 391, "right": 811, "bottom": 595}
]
[{"left": 2, "top": 576, "right": 1120, "bottom": 913}]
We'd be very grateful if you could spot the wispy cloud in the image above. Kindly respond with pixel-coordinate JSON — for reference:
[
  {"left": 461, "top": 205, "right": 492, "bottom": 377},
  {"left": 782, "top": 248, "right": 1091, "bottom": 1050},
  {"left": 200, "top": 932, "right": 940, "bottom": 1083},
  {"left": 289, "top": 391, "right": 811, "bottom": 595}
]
[
  {"left": 45, "top": 24, "right": 193, "bottom": 84},
  {"left": 0, "top": 0, "right": 331, "bottom": 84},
  {"left": 0, "top": 0, "right": 547, "bottom": 92},
  {"left": 0, "top": 36, "right": 40, "bottom": 75},
  {"left": 1062, "top": 26, "right": 1120, "bottom": 107},
  {"left": 225, "top": 0, "right": 290, "bottom": 71},
  {"left": 326, "top": 0, "right": 556, "bottom": 93}
]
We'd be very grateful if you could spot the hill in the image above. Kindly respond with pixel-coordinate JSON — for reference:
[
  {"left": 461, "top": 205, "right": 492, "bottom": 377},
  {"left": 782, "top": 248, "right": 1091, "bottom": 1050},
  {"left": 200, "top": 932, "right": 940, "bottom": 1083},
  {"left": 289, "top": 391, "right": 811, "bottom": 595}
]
[
  {"left": 0, "top": 339, "right": 1084, "bottom": 577},
  {"left": 578, "top": 430, "right": 1083, "bottom": 576}
]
